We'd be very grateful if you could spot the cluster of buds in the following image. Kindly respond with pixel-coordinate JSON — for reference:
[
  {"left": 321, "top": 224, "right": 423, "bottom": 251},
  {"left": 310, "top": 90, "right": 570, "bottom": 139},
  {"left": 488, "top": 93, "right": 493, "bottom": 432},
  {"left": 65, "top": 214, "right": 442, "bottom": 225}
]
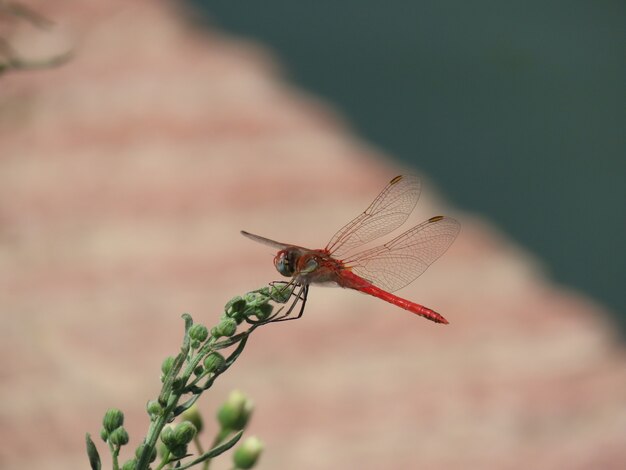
[
  {"left": 224, "top": 283, "right": 294, "bottom": 326},
  {"left": 88, "top": 284, "right": 297, "bottom": 470},
  {"left": 174, "top": 392, "right": 263, "bottom": 469},
  {"left": 159, "top": 421, "right": 197, "bottom": 459},
  {"left": 100, "top": 409, "right": 128, "bottom": 447}
]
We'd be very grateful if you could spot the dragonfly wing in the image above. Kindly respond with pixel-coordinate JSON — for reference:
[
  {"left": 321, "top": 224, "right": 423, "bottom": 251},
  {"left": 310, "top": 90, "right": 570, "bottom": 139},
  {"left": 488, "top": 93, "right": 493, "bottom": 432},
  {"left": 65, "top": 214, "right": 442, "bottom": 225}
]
[
  {"left": 343, "top": 216, "right": 460, "bottom": 293},
  {"left": 241, "top": 230, "right": 291, "bottom": 250},
  {"left": 325, "top": 175, "right": 421, "bottom": 258}
]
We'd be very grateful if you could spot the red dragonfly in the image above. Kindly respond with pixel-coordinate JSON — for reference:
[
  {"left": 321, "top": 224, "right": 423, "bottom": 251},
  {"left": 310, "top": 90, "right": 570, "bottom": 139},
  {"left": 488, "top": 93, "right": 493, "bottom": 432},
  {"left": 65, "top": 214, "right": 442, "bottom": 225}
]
[{"left": 242, "top": 175, "right": 460, "bottom": 324}]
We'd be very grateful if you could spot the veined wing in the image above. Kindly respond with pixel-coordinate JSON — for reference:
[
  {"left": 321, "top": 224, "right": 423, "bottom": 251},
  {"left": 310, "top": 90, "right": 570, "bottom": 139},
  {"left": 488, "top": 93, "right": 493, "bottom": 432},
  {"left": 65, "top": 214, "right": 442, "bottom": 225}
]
[
  {"left": 325, "top": 175, "right": 421, "bottom": 258},
  {"left": 342, "top": 216, "right": 460, "bottom": 293}
]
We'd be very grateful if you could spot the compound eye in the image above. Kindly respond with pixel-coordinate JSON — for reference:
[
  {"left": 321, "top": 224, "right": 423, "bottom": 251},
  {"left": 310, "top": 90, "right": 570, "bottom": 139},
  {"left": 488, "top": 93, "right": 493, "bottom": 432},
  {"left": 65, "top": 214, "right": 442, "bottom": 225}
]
[{"left": 274, "top": 250, "right": 295, "bottom": 277}]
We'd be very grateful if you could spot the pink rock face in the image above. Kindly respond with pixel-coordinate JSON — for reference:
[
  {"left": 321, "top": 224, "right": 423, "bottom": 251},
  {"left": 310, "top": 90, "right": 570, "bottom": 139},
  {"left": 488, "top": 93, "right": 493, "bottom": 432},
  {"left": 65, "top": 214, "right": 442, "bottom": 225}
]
[{"left": 1, "top": 2, "right": 624, "bottom": 470}]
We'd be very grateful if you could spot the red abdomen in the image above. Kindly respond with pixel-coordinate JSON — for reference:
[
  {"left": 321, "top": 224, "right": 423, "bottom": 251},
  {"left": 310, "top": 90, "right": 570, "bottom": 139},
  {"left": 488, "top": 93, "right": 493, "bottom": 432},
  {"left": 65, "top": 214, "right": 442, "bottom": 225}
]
[{"left": 337, "top": 270, "right": 449, "bottom": 324}]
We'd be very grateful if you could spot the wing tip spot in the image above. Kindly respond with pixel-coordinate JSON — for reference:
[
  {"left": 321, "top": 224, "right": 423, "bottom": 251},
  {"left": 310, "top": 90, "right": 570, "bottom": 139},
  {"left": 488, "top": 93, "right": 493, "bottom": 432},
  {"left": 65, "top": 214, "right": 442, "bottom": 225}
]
[
  {"left": 428, "top": 215, "right": 444, "bottom": 223},
  {"left": 390, "top": 175, "right": 403, "bottom": 185}
]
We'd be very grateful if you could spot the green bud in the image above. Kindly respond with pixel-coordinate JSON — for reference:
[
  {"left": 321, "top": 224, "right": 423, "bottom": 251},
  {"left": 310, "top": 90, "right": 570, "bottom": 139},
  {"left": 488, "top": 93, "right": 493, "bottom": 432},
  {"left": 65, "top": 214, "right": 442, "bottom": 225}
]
[
  {"left": 254, "top": 286, "right": 271, "bottom": 296},
  {"left": 225, "top": 296, "right": 247, "bottom": 316},
  {"left": 194, "top": 365, "right": 204, "bottom": 376},
  {"left": 270, "top": 284, "right": 293, "bottom": 303},
  {"left": 171, "top": 377, "right": 185, "bottom": 393},
  {"left": 169, "top": 444, "right": 188, "bottom": 458},
  {"left": 103, "top": 408, "right": 124, "bottom": 433},
  {"left": 146, "top": 400, "right": 163, "bottom": 418},
  {"left": 100, "top": 427, "right": 109, "bottom": 442},
  {"left": 135, "top": 444, "right": 157, "bottom": 463},
  {"left": 252, "top": 303, "right": 273, "bottom": 321},
  {"left": 121, "top": 458, "right": 137, "bottom": 470},
  {"left": 217, "top": 390, "right": 253, "bottom": 431},
  {"left": 217, "top": 318, "right": 237, "bottom": 337},
  {"left": 173, "top": 421, "right": 197, "bottom": 445},
  {"left": 210, "top": 326, "right": 220, "bottom": 338},
  {"left": 161, "top": 356, "right": 176, "bottom": 376},
  {"left": 203, "top": 352, "right": 225, "bottom": 373},
  {"left": 189, "top": 324, "right": 209, "bottom": 342},
  {"left": 243, "top": 292, "right": 263, "bottom": 307},
  {"left": 191, "top": 339, "right": 201, "bottom": 349},
  {"left": 160, "top": 425, "right": 176, "bottom": 448},
  {"left": 109, "top": 427, "right": 129, "bottom": 446},
  {"left": 233, "top": 436, "right": 264, "bottom": 469},
  {"left": 181, "top": 404, "right": 203, "bottom": 434}
]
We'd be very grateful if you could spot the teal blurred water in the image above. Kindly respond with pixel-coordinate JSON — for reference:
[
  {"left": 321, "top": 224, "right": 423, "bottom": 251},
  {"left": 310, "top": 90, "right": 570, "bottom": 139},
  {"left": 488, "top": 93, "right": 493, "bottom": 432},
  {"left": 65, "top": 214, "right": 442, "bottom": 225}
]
[{"left": 189, "top": 1, "right": 626, "bottom": 330}]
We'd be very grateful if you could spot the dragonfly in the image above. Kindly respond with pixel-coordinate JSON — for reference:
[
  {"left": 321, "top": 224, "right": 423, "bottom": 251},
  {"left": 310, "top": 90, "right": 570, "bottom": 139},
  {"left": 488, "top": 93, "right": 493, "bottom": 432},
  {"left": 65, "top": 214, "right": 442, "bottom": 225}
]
[{"left": 241, "top": 175, "right": 460, "bottom": 324}]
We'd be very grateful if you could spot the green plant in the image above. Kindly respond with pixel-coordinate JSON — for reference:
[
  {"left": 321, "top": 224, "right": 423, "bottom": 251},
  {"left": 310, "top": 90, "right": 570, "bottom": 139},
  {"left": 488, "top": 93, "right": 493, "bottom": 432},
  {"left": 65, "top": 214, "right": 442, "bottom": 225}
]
[{"left": 86, "top": 283, "right": 302, "bottom": 470}]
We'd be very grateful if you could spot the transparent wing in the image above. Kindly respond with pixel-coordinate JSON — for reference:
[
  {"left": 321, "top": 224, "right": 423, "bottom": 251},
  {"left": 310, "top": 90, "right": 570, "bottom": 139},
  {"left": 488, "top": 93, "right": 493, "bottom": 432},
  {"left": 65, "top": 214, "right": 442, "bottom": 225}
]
[
  {"left": 325, "top": 175, "right": 421, "bottom": 258},
  {"left": 241, "top": 230, "right": 291, "bottom": 250},
  {"left": 342, "top": 216, "right": 460, "bottom": 293}
]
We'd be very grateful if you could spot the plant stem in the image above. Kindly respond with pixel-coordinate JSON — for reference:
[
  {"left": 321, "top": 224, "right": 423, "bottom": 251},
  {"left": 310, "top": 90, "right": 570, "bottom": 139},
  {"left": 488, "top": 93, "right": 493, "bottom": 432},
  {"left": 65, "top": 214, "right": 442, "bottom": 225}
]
[
  {"left": 154, "top": 449, "right": 171, "bottom": 470},
  {"left": 107, "top": 441, "right": 120, "bottom": 470}
]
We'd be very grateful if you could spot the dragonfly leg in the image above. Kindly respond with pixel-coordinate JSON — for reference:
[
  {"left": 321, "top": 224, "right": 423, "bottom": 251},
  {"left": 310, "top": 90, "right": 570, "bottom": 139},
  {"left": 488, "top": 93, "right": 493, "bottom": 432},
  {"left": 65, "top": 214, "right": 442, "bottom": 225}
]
[
  {"left": 268, "top": 279, "right": 297, "bottom": 303},
  {"left": 271, "top": 284, "right": 308, "bottom": 323},
  {"left": 245, "top": 281, "right": 306, "bottom": 325}
]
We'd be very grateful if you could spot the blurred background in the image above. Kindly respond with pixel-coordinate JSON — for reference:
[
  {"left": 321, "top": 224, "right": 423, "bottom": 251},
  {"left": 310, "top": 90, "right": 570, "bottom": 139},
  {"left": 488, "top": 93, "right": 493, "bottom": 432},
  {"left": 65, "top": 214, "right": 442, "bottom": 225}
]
[
  {"left": 1, "top": 1, "right": 625, "bottom": 469},
  {"left": 190, "top": 0, "right": 626, "bottom": 330}
]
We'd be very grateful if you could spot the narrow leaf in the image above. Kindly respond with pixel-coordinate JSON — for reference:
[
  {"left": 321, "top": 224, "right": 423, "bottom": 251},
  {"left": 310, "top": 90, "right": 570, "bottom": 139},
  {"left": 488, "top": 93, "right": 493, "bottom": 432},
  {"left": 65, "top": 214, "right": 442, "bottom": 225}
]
[
  {"left": 85, "top": 433, "right": 102, "bottom": 470},
  {"left": 204, "top": 429, "right": 244, "bottom": 458},
  {"left": 176, "top": 430, "right": 244, "bottom": 469},
  {"left": 173, "top": 394, "right": 201, "bottom": 416}
]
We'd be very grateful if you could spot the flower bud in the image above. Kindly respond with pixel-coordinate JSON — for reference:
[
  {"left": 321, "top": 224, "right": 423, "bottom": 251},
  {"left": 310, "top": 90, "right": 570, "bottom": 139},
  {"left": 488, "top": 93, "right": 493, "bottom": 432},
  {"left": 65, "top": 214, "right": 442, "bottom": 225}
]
[
  {"left": 160, "top": 425, "right": 176, "bottom": 448},
  {"left": 169, "top": 444, "right": 188, "bottom": 458},
  {"left": 203, "top": 352, "right": 225, "bottom": 373},
  {"left": 189, "top": 324, "right": 209, "bottom": 342},
  {"left": 243, "top": 292, "right": 263, "bottom": 307},
  {"left": 146, "top": 400, "right": 163, "bottom": 418},
  {"left": 109, "top": 427, "right": 129, "bottom": 446},
  {"left": 217, "top": 390, "right": 253, "bottom": 431},
  {"left": 100, "top": 427, "right": 109, "bottom": 442},
  {"left": 171, "top": 377, "right": 185, "bottom": 393},
  {"left": 135, "top": 444, "right": 157, "bottom": 463},
  {"left": 270, "top": 284, "right": 293, "bottom": 303},
  {"left": 254, "top": 286, "right": 271, "bottom": 296},
  {"left": 233, "top": 436, "right": 264, "bottom": 469},
  {"left": 121, "top": 458, "right": 137, "bottom": 470},
  {"left": 181, "top": 404, "right": 203, "bottom": 434},
  {"left": 103, "top": 408, "right": 124, "bottom": 433},
  {"left": 251, "top": 303, "right": 273, "bottom": 321},
  {"left": 225, "top": 296, "right": 247, "bottom": 316},
  {"left": 161, "top": 356, "right": 175, "bottom": 377},
  {"left": 217, "top": 318, "right": 237, "bottom": 337},
  {"left": 173, "top": 421, "right": 197, "bottom": 445}
]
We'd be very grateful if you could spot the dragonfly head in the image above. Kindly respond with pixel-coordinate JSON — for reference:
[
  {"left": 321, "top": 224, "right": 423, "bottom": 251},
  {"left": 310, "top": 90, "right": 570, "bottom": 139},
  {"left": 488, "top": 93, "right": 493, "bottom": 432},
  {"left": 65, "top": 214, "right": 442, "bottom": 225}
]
[
  {"left": 274, "top": 249, "right": 297, "bottom": 277},
  {"left": 275, "top": 249, "right": 321, "bottom": 279}
]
